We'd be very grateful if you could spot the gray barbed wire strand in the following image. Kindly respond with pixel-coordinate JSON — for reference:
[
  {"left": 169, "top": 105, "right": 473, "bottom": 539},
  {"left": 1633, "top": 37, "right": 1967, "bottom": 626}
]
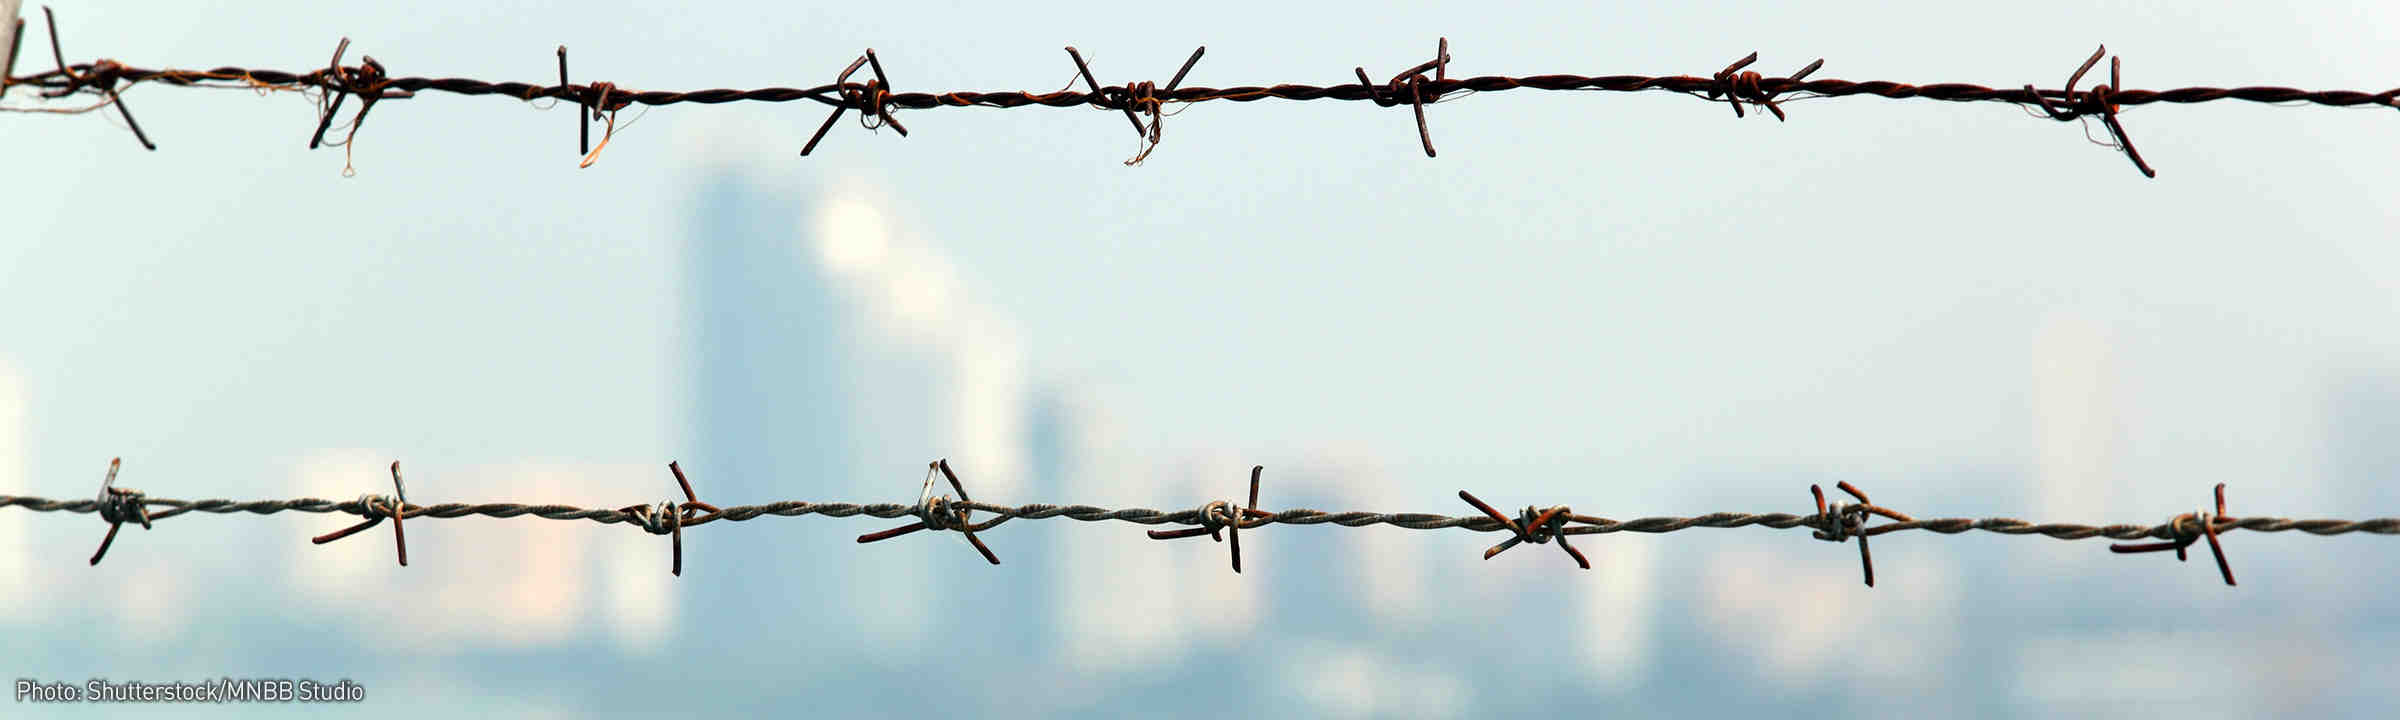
[{"left": 4, "top": 493, "right": 2395, "bottom": 543}]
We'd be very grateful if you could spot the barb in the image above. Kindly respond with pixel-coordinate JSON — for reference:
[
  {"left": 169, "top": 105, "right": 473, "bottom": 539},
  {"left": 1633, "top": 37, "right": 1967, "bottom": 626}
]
[
  {"left": 87, "top": 457, "right": 144, "bottom": 565},
  {"left": 1809, "top": 481, "right": 1912, "bottom": 586},
  {"left": 6, "top": 11, "right": 2397, "bottom": 173},
  {"left": 2111, "top": 483, "right": 2239, "bottom": 586},
  {"left": 800, "top": 48, "right": 904, "bottom": 157},
  {"left": 1123, "top": 46, "right": 1206, "bottom": 165},
  {"left": 1457, "top": 489, "right": 1588, "bottom": 569},
  {"left": 553, "top": 46, "right": 631, "bottom": 169},
  {"left": 619, "top": 461, "right": 723, "bottom": 576},
  {"left": 309, "top": 460, "right": 410, "bottom": 567},
  {"left": 303, "top": 36, "right": 412, "bottom": 176},
  {"left": 32, "top": 7, "right": 150, "bottom": 150},
  {"left": 1147, "top": 465, "right": 1272, "bottom": 573},
  {"left": 7, "top": 461, "right": 2399, "bottom": 586},
  {"left": 1069, "top": 45, "right": 1207, "bottom": 165},
  {"left": 856, "top": 459, "right": 1000, "bottom": 565},
  {"left": 1708, "top": 51, "right": 1823, "bottom": 122},
  {"left": 1355, "top": 37, "right": 1449, "bottom": 157},
  {"left": 2024, "top": 46, "right": 2153, "bottom": 178}
]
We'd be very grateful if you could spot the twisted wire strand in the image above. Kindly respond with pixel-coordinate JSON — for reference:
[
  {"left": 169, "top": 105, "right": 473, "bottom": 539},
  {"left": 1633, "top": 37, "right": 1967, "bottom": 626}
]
[
  {"left": 4, "top": 494, "right": 2394, "bottom": 543},
  {"left": 6, "top": 4, "right": 2397, "bottom": 173},
  {"left": 6, "top": 41, "right": 2397, "bottom": 176},
  {"left": 12, "top": 62, "right": 2398, "bottom": 111}
]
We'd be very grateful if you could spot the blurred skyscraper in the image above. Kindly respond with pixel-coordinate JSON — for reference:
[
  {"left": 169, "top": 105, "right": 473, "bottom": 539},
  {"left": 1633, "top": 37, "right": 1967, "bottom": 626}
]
[
  {"left": 675, "top": 167, "right": 1073, "bottom": 710},
  {"left": 677, "top": 169, "right": 880, "bottom": 697},
  {"left": 684, "top": 172, "right": 856, "bottom": 504}
]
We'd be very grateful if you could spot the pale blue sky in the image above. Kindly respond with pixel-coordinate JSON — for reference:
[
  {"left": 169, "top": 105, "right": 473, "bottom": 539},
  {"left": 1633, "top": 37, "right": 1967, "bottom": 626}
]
[{"left": 5, "top": 1, "right": 2398, "bottom": 717}]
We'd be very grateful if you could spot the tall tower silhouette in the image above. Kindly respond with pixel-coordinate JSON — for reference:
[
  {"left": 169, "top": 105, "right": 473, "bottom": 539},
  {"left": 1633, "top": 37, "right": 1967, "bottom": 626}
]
[{"left": 684, "top": 171, "right": 854, "bottom": 494}]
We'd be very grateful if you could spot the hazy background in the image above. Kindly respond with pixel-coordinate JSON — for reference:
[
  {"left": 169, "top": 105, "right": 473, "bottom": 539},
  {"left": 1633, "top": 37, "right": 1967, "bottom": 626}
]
[{"left": 5, "top": 0, "right": 2397, "bottom": 716}]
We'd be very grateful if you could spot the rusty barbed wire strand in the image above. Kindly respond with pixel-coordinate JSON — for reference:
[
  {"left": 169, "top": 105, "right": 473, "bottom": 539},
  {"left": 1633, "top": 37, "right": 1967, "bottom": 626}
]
[
  {"left": 3, "top": 459, "right": 2396, "bottom": 586},
  {"left": 4, "top": 9, "right": 2398, "bottom": 173}
]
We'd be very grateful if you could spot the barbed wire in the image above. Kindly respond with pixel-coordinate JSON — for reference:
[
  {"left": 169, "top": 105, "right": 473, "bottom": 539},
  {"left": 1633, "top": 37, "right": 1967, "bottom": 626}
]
[
  {"left": 4, "top": 459, "right": 2395, "bottom": 587},
  {"left": 6, "top": 8, "right": 2399, "bottom": 590},
  {"left": 5, "top": 7, "right": 2398, "bottom": 174}
]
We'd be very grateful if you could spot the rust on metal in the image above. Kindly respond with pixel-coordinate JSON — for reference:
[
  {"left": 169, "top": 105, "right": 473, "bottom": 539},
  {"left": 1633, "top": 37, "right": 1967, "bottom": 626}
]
[
  {"left": 1065, "top": 46, "right": 1145, "bottom": 137},
  {"left": 802, "top": 48, "right": 904, "bottom": 156},
  {"left": 857, "top": 459, "right": 1000, "bottom": 565},
  {"left": 36, "top": 8, "right": 151, "bottom": 149},
  {"left": 2110, "top": 483, "right": 2238, "bottom": 586},
  {"left": 309, "top": 460, "right": 412, "bottom": 567},
  {"left": 553, "top": 46, "right": 633, "bottom": 168},
  {"left": 1708, "top": 51, "right": 1823, "bottom": 121},
  {"left": 12, "top": 9, "right": 2397, "bottom": 176},
  {"left": 1147, "top": 465, "right": 1273, "bottom": 573},
  {"left": 2025, "top": 46, "right": 2154, "bottom": 177},
  {"left": 4, "top": 455, "right": 2392, "bottom": 588},
  {"left": 1355, "top": 37, "right": 1450, "bottom": 157},
  {"left": 620, "top": 461, "right": 725, "bottom": 576},
  {"left": 1113, "top": 45, "right": 1205, "bottom": 165},
  {"left": 87, "top": 457, "right": 149, "bottom": 565},
  {"left": 1457, "top": 489, "right": 1589, "bottom": 569},
  {"left": 1809, "top": 481, "right": 1914, "bottom": 587}
]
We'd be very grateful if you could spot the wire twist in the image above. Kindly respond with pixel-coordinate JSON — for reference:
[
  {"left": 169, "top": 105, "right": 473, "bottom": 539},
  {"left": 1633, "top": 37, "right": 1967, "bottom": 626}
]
[
  {"left": 614, "top": 462, "right": 722, "bottom": 576},
  {"left": 1708, "top": 52, "right": 1824, "bottom": 121},
  {"left": 1147, "top": 465, "right": 1272, "bottom": 572},
  {"left": 309, "top": 461, "right": 411, "bottom": 566},
  {"left": 857, "top": 459, "right": 1001, "bottom": 565},
  {"left": 1457, "top": 490, "right": 1589, "bottom": 569},
  {"left": 2023, "top": 45, "right": 2154, "bottom": 178},
  {"left": 2110, "top": 482, "right": 2238, "bottom": 585},
  {"left": 87, "top": 457, "right": 149, "bottom": 566},
  {"left": 1808, "top": 482, "right": 1914, "bottom": 586},
  {"left": 800, "top": 49, "right": 905, "bottom": 156}
]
